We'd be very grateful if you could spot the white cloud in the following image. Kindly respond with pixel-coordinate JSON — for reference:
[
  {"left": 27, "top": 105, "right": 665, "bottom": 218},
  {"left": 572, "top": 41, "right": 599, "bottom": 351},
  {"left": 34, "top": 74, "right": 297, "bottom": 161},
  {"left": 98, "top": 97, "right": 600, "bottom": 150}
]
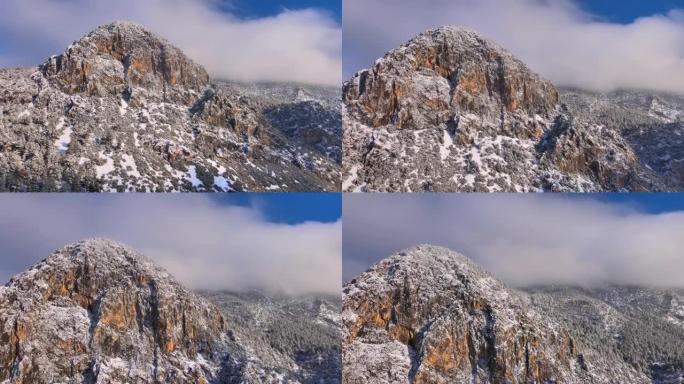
[
  {"left": 0, "top": 0, "right": 341, "bottom": 85},
  {"left": 343, "top": 0, "right": 684, "bottom": 93},
  {"left": 343, "top": 194, "right": 684, "bottom": 288},
  {"left": 0, "top": 195, "right": 341, "bottom": 295}
]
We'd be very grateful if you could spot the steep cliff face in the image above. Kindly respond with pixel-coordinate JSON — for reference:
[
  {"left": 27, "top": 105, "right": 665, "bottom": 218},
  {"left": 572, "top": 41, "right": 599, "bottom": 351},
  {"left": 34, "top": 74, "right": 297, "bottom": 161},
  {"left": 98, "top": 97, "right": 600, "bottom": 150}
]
[
  {"left": 342, "top": 245, "right": 649, "bottom": 383},
  {"left": 342, "top": 26, "right": 678, "bottom": 192},
  {"left": 344, "top": 26, "right": 558, "bottom": 133},
  {"left": 0, "top": 22, "right": 340, "bottom": 192},
  {"left": 41, "top": 21, "right": 208, "bottom": 103},
  {"left": 0, "top": 239, "right": 241, "bottom": 384}
]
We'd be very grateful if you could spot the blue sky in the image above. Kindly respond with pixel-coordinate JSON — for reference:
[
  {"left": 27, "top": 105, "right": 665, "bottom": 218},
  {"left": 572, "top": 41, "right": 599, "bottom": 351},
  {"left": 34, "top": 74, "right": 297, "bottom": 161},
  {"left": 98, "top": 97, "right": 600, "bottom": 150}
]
[
  {"left": 577, "top": 0, "right": 684, "bottom": 23},
  {"left": 222, "top": 0, "right": 341, "bottom": 22},
  {"left": 582, "top": 193, "right": 684, "bottom": 214},
  {"left": 222, "top": 0, "right": 680, "bottom": 26},
  {"left": 212, "top": 193, "right": 341, "bottom": 224}
]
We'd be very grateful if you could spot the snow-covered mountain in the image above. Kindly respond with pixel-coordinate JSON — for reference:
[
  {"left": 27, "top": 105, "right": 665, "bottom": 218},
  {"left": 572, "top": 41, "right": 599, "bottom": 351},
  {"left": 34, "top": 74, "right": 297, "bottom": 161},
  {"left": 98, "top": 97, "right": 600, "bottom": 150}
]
[
  {"left": 343, "top": 245, "right": 678, "bottom": 383},
  {"left": 0, "top": 21, "right": 340, "bottom": 192},
  {"left": 342, "top": 26, "right": 684, "bottom": 192},
  {"left": 0, "top": 239, "right": 242, "bottom": 383},
  {"left": 526, "top": 286, "right": 684, "bottom": 384},
  {"left": 0, "top": 239, "right": 342, "bottom": 384},
  {"left": 201, "top": 290, "right": 342, "bottom": 383}
]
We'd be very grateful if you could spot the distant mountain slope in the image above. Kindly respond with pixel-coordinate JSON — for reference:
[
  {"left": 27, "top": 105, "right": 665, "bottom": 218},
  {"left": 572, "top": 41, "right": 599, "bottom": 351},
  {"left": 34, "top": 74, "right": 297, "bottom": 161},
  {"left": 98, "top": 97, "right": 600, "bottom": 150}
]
[
  {"left": 343, "top": 245, "right": 660, "bottom": 383},
  {"left": 201, "top": 291, "right": 342, "bottom": 383},
  {"left": 559, "top": 89, "right": 684, "bottom": 189},
  {"left": 222, "top": 81, "right": 342, "bottom": 164},
  {"left": 0, "top": 21, "right": 340, "bottom": 192},
  {"left": 342, "top": 26, "right": 683, "bottom": 192},
  {"left": 526, "top": 286, "right": 684, "bottom": 384}
]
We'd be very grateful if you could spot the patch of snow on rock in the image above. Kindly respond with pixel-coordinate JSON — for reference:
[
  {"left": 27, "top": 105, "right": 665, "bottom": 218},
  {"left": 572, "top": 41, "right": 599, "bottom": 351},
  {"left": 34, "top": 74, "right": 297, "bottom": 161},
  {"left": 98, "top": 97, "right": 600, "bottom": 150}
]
[{"left": 54, "top": 117, "right": 72, "bottom": 154}]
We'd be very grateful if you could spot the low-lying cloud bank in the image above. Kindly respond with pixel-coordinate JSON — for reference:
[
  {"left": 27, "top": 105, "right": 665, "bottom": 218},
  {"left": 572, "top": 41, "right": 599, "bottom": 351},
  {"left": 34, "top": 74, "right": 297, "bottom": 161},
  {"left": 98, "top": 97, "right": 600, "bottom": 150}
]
[
  {"left": 0, "top": 0, "right": 341, "bottom": 86},
  {"left": 0, "top": 195, "right": 341, "bottom": 295},
  {"left": 344, "top": 0, "right": 684, "bottom": 93},
  {"left": 343, "top": 194, "right": 684, "bottom": 288}
]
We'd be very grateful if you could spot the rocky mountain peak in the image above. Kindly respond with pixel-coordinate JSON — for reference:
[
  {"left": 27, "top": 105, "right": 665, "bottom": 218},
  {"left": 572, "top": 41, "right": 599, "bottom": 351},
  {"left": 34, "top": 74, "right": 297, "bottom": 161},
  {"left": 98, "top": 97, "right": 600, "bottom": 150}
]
[
  {"left": 354, "top": 244, "right": 502, "bottom": 291},
  {"left": 343, "top": 245, "right": 646, "bottom": 383},
  {"left": 7, "top": 238, "right": 175, "bottom": 291},
  {"left": 0, "top": 239, "right": 237, "bottom": 383},
  {"left": 40, "top": 21, "right": 209, "bottom": 101},
  {"left": 342, "top": 26, "right": 676, "bottom": 193},
  {"left": 390, "top": 244, "right": 489, "bottom": 272},
  {"left": 343, "top": 25, "right": 559, "bottom": 131},
  {"left": 0, "top": 20, "right": 340, "bottom": 193}
]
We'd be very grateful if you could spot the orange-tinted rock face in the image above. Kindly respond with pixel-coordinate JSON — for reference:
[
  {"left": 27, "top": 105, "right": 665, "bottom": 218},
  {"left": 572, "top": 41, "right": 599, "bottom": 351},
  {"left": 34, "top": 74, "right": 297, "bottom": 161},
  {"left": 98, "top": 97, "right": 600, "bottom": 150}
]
[
  {"left": 41, "top": 22, "right": 209, "bottom": 103},
  {"left": 347, "top": 288, "right": 578, "bottom": 383},
  {"left": 342, "top": 246, "right": 614, "bottom": 384},
  {"left": 0, "top": 239, "right": 231, "bottom": 383},
  {"left": 343, "top": 27, "right": 559, "bottom": 133}
]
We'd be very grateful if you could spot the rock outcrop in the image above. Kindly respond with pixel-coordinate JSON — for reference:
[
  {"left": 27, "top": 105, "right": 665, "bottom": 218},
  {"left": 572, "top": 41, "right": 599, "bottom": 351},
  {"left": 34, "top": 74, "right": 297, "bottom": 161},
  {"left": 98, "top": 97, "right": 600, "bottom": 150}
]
[
  {"left": 344, "top": 26, "right": 558, "bottom": 134},
  {"left": 0, "top": 22, "right": 340, "bottom": 192},
  {"left": 342, "top": 26, "right": 681, "bottom": 192},
  {"left": 0, "top": 239, "right": 241, "bottom": 383},
  {"left": 342, "top": 245, "right": 649, "bottom": 383},
  {"left": 41, "top": 21, "right": 208, "bottom": 104}
]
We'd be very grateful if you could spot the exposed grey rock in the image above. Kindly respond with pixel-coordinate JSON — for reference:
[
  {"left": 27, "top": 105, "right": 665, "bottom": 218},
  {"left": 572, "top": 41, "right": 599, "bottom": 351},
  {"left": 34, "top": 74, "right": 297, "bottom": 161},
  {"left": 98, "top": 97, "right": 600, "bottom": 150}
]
[
  {"left": 0, "top": 21, "right": 340, "bottom": 192},
  {"left": 560, "top": 88, "right": 684, "bottom": 190},
  {"left": 342, "top": 26, "right": 683, "bottom": 192}
]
